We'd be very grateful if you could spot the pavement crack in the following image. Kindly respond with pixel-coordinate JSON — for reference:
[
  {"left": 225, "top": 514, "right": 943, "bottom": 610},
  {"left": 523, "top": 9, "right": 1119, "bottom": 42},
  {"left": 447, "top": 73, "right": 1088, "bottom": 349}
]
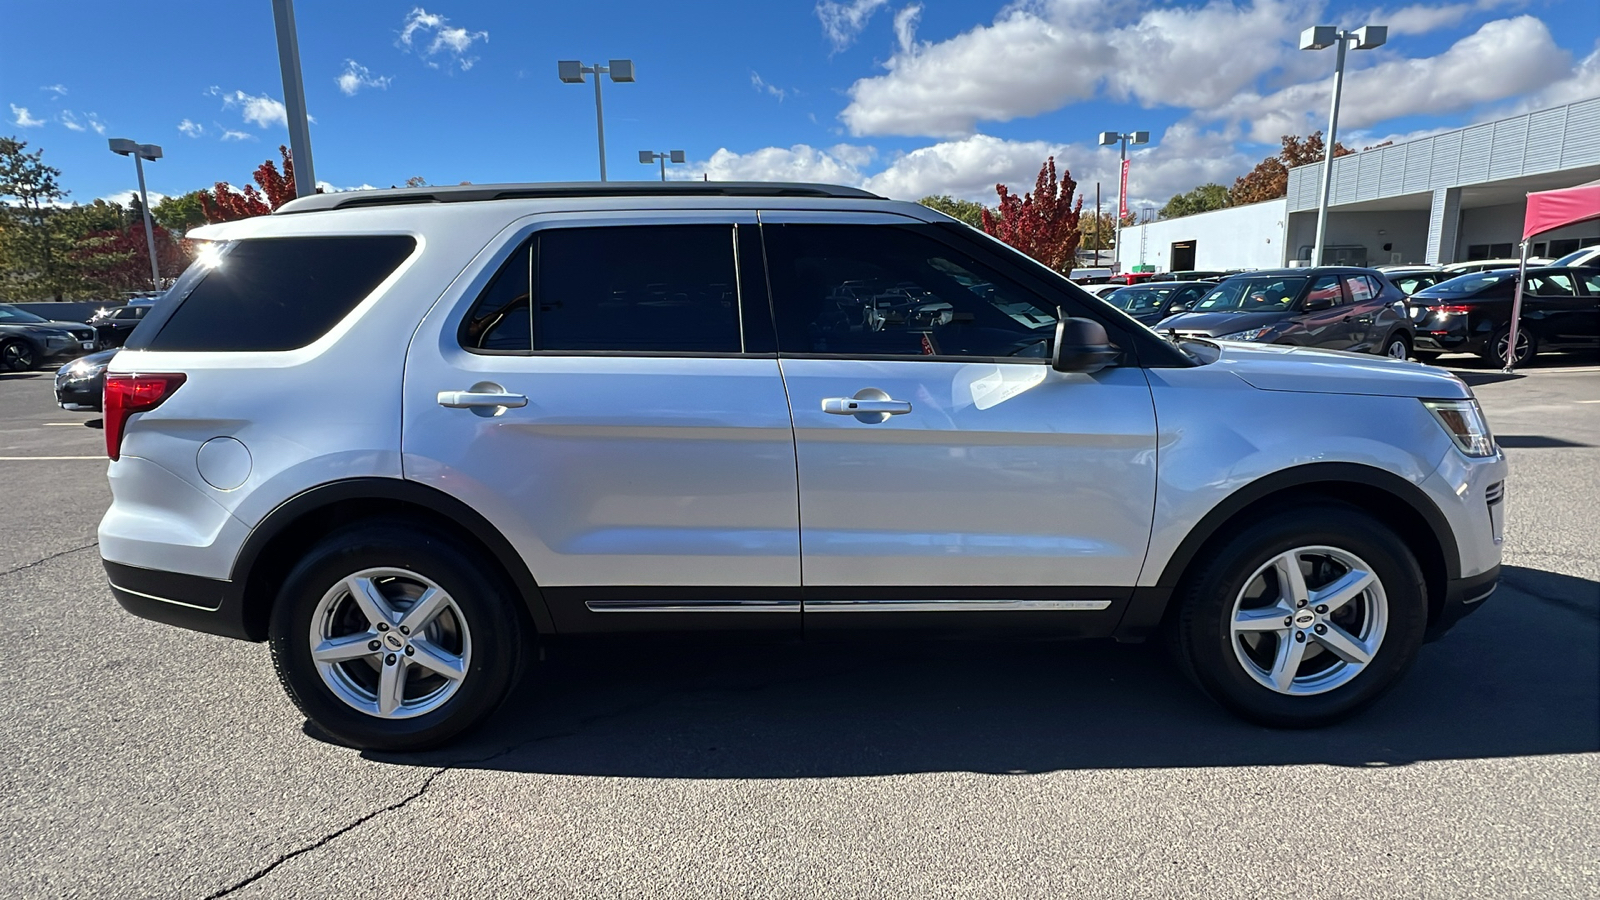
[
  {"left": 202, "top": 766, "right": 450, "bottom": 899},
  {"left": 0, "top": 541, "right": 97, "bottom": 578}
]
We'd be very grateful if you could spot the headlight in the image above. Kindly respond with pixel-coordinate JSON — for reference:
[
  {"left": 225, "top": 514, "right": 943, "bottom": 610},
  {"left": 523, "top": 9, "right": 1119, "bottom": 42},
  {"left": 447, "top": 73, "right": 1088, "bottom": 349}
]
[
  {"left": 1217, "top": 327, "right": 1273, "bottom": 341},
  {"left": 1423, "top": 399, "right": 1496, "bottom": 457}
]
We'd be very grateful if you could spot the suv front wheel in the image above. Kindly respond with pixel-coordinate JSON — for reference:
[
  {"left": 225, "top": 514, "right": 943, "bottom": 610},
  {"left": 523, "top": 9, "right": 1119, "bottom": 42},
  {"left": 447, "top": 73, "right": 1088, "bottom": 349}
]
[
  {"left": 1169, "top": 505, "right": 1427, "bottom": 727},
  {"left": 269, "top": 524, "right": 526, "bottom": 751}
]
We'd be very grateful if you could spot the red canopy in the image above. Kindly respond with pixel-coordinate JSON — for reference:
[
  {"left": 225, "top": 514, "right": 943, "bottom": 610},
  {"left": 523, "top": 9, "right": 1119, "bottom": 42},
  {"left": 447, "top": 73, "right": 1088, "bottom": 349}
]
[{"left": 1523, "top": 178, "right": 1600, "bottom": 240}]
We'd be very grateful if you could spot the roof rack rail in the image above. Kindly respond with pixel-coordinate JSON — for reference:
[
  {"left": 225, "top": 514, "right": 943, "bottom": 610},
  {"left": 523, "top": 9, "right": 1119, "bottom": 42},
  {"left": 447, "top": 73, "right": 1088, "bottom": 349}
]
[{"left": 274, "top": 181, "right": 883, "bottom": 215}]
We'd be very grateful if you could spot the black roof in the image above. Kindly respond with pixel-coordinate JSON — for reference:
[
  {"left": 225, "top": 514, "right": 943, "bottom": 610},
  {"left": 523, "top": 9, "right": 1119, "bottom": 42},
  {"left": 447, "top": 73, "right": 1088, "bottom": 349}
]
[{"left": 274, "top": 181, "right": 882, "bottom": 215}]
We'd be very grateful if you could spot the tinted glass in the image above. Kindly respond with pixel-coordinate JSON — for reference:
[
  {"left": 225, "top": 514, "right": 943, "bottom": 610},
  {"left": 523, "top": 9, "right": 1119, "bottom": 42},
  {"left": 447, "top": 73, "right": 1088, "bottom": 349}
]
[
  {"left": 1343, "top": 275, "right": 1376, "bottom": 303},
  {"left": 1106, "top": 287, "right": 1168, "bottom": 313},
  {"left": 1425, "top": 271, "right": 1515, "bottom": 295},
  {"left": 764, "top": 224, "right": 1059, "bottom": 358},
  {"left": 0, "top": 305, "right": 48, "bottom": 324},
  {"left": 1194, "top": 276, "right": 1309, "bottom": 312},
  {"left": 535, "top": 226, "right": 741, "bottom": 353},
  {"left": 1527, "top": 272, "right": 1575, "bottom": 296},
  {"left": 460, "top": 243, "right": 532, "bottom": 352},
  {"left": 144, "top": 236, "right": 415, "bottom": 352},
  {"left": 1581, "top": 272, "right": 1600, "bottom": 293}
]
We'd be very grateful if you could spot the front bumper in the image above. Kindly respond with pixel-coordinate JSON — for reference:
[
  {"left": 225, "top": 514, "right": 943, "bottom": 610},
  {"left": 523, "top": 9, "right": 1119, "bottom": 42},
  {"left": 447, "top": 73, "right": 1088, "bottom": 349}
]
[{"left": 1426, "top": 564, "right": 1500, "bottom": 641}]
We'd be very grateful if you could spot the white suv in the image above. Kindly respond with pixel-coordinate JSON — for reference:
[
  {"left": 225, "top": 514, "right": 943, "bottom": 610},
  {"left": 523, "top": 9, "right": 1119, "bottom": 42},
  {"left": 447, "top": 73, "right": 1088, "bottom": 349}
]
[{"left": 100, "top": 183, "right": 1506, "bottom": 750}]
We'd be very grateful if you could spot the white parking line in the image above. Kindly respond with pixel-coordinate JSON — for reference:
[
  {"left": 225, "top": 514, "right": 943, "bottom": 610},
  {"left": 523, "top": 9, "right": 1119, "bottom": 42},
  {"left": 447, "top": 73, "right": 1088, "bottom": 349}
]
[
  {"left": 0, "top": 456, "right": 104, "bottom": 460},
  {"left": 44, "top": 422, "right": 90, "bottom": 426}
]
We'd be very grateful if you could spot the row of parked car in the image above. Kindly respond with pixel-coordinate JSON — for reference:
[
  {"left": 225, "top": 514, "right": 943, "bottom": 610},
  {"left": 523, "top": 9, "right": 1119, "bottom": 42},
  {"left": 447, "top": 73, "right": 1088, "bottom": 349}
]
[{"left": 1091, "top": 246, "right": 1600, "bottom": 364}]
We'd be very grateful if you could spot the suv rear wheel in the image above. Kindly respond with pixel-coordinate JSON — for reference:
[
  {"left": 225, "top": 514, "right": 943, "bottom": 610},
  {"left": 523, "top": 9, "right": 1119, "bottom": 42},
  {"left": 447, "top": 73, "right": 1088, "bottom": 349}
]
[
  {"left": 1168, "top": 505, "right": 1426, "bottom": 727},
  {"left": 269, "top": 524, "right": 526, "bottom": 751}
]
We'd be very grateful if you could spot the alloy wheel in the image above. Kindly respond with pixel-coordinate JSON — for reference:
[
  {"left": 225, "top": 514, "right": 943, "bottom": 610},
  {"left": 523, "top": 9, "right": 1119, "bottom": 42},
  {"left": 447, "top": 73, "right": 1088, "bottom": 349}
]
[
  {"left": 1494, "top": 330, "right": 1531, "bottom": 365},
  {"left": 2, "top": 342, "right": 34, "bottom": 370},
  {"left": 308, "top": 567, "right": 472, "bottom": 719},
  {"left": 1386, "top": 339, "right": 1409, "bottom": 360},
  {"left": 1229, "top": 546, "right": 1388, "bottom": 696}
]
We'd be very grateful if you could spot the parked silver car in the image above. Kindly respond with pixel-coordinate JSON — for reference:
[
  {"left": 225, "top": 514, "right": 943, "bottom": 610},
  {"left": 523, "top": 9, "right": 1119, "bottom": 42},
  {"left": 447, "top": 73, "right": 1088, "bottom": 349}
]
[{"left": 99, "top": 182, "right": 1506, "bottom": 750}]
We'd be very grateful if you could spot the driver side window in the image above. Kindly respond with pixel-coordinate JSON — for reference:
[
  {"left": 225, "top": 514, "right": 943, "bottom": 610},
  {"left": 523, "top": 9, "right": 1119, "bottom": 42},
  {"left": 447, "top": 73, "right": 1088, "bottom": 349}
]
[{"left": 763, "top": 224, "right": 1061, "bottom": 359}]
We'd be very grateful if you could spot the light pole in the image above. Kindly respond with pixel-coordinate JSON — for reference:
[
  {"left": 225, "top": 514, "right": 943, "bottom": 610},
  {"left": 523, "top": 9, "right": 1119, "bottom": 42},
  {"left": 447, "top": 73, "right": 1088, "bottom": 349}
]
[
  {"left": 271, "top": 0, "right": 316, "bottom": 198},
  {"left": 108, "top": 138, "right": 163, "bottom": 291},
  {"left": 1301, "top": 24, "right": 1386, "bottom": 266},
  {"left": 558, "top": 59, "right": 636, "bottom": 181},
  {"left": 1098, "top": 130, "right": 1148, "bottom": 274},
  {"left": 639, "top": 150, "right": 686, "bottom": 181}
]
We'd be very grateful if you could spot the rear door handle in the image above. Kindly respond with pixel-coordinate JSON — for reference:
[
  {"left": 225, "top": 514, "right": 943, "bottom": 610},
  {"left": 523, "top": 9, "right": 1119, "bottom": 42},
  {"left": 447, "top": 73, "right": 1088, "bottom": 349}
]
[{"left": 438, "top": 389, "right": 528, "bottom": 409}]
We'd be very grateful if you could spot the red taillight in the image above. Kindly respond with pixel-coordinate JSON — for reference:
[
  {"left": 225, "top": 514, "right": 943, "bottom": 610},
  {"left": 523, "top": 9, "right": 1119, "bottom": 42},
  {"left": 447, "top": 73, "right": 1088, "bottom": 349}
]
[
  {"left": 1426, "top": 304, "right": 1473, "bottom": 314},
  {"left": 104, "top": 373, "right": 186, "bottom": 461}
]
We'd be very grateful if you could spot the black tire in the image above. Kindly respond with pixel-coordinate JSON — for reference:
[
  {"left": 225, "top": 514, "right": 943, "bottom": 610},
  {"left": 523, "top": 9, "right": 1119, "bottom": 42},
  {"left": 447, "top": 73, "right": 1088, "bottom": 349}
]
[
  {"left": 269, "top": 523, "right": 528, "bottom": 751},
  {"left": 1481, "top": 324, "right": 1535, "bottom": 367},
  {"left": 1380, "top": 332, "right": 1411, "bottom": 361},
  {"left": 1412, "top": 351, "right": 1442, "bottom": 365},
  {"left": 1, "top": 339, "right": 36, "bottom": 372},
  {"left": 1167, "top": 504, "right": 1427, "bottom": 728}
]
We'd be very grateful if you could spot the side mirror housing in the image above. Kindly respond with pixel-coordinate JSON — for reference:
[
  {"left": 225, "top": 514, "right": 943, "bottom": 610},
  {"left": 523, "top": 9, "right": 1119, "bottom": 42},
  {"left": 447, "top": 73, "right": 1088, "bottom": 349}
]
[
  {"left": 1303, "top": 296, "right": 1335, "bottom": 313},
  {"left": 1052, "top": 317, "right": 1119, "bottom": 374}
]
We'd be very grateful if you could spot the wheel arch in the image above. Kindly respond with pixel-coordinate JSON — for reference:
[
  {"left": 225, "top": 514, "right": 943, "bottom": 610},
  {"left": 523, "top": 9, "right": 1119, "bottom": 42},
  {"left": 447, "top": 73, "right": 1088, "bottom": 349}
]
[
  {"left": 1116, "top": 462, "right": 1457, "bottom": 640},
  {"left": 230, "top": 477, "right": 553, "bottom": 641}
]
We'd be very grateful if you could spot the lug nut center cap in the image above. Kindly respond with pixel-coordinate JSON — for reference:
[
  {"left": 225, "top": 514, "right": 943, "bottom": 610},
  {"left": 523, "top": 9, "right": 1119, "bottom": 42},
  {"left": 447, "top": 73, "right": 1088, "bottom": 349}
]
[
  {"left": 1293, "top": 609, "right": 1317, "bottom": 628},
  {"left": 383, "top": 632, "right": 405, "bottom": 651}
]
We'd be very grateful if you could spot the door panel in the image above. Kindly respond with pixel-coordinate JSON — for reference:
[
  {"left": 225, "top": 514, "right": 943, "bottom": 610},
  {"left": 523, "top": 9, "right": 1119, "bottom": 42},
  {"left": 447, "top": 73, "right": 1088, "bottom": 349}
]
[
  {"left": 1294, "top": 275, "right": 1355, "bottom": 349},
  {"left": 403, "top": 214, "right": 801, "bottom": 633}
]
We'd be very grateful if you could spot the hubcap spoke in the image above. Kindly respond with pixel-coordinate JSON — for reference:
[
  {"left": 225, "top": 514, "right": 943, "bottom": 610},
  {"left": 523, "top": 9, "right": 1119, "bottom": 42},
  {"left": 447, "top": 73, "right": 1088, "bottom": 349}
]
[
  {"left": 377, "top": 658, "right": 406, "bottom": 716},
  {"left": 1234, "top": 603, "right": 1293, "bottom": 632},
  {"left": 345, "top": 575, "right": 397, "bottom": 627},
  {"left": 398, "top": 586, "right": 450, "bottom": 634},
  {"left": 1269, "top": 632, "right": 1309, "bottom": 692},
  {"left": 1312, "top": 622, "right": 1373, "bottom": 664},
  {"left": 407, "top": 639, "right": 467, "bottom": 681},
  {"left": 1312, "top": 568, "right": 1375, "bottom": 614},
  {"left": 312, "top": 632, "right": 377, "bottom": 664},
  {"left": 1272, "top": 551, "right": 1309, "bottom": 607}
]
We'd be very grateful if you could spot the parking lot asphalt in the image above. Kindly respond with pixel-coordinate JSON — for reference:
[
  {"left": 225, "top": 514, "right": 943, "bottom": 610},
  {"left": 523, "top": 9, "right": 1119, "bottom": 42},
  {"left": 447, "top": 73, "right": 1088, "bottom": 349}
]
[{"left": 1, "top": 354, "right": 1595, "bottom": 899}]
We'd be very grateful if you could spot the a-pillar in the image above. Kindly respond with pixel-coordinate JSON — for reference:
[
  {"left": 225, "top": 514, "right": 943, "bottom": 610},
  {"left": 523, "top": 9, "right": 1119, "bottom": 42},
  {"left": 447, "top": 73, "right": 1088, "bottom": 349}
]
[{"left": 1425, "top": 187, "right": 1462, "bottom": 265}]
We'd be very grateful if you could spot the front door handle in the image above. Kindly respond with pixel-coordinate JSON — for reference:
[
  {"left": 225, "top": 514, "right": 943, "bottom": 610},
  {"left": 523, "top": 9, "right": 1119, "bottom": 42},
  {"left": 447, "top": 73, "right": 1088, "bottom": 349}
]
[
  {"left": 822, "top": 388, "right": 912, "bottom": 424},
  {"left": 438, "top": 386, "right": 528, "bottom": 409}
]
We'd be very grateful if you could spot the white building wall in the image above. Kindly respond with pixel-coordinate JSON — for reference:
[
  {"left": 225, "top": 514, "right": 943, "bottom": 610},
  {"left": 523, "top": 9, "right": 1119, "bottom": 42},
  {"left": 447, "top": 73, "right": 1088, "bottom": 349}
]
[
  {"left": 1116, "top": 199, "right": 1287, "bottom": 273},
  {"left": 1285, "top": 209, "right": 1432, "bottom": 266}
]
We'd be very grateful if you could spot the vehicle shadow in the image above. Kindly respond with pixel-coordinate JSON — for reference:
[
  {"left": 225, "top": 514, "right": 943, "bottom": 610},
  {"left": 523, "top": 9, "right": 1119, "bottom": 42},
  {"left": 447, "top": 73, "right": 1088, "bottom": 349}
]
[{"left": 362, "top": 566, "right": 1599, "bottom": 777}]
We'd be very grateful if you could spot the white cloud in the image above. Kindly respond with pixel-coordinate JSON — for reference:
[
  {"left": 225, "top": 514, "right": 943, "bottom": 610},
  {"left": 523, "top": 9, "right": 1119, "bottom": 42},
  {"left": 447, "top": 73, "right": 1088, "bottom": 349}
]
[
  {"left": 209, "top": 87, "right": 289, "bottom": 129},
  {"left": 177, "top": 119, "right": 204, "bottom": 138},
  {"left": 59, "top": 110, "right": 84, "bottom": 132},
  {"left": 220, "top": 129, "right": 255, "bottom": 142},
  {"left": 1207, "top": 16, "right": 1573, "bottom": 143},
  {"left": 816, "top": 0, "right": 889, "bottom": 53},
  {"left": 315, "top": 181, "right": 380, "bottom": 193},
  {"left": 750, "top": 72, "right": 787, "bottom": 101},
  {"left": 840, "top": 0, "right": 1310, "bottom": 138},
  {"left": 337, "top": 59, "right": 393, "bottom": 96},
  {"left": 41, "top": 84, "right": 67, "bottom": 97},
  {"left": 99, "top": 189, "right": 168, "bottom": 208},
  {"left": 398, "top": 7, "right": 488, "bottom": 71},
  {"left": 682, "top": 144, "right": 878, "bottom": 185},
  {"left": 892, "top": 3, "right": 922, "bottom": 55},
  {"left": 1485, "top": 38, "right": 1600, "bottom": 117},
  {"left": 84, "top": 113, "right": 106, "bottom": 135},
  {"left": 1373, "top": 0, "right": 1521, "bottom": 36},
  {"left": 10, "top": 105, "right": 45, "bottom": 128}
]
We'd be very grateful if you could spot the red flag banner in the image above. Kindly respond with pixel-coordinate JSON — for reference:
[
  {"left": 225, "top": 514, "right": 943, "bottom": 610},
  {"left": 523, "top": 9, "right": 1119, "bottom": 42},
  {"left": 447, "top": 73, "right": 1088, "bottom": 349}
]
[{"left": 1119, "top": 159, "right": 1129, "bottom": 219}]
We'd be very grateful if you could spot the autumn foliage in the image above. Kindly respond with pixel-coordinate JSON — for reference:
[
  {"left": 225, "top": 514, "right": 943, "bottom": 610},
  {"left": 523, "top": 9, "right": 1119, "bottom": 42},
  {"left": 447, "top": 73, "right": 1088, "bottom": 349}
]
[
  {"left": 199, "top": 145, "right": 309, "bottom": 222},
  {"left": 980, "top": 157, "right": 1083, "bottom": 273},
  {"left": 1230, "top": 131, "right": 1351, "bottom": 205}
]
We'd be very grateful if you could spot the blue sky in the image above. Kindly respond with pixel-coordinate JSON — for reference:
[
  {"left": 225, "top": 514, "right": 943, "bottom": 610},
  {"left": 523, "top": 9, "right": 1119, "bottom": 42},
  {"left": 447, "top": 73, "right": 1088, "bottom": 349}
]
[{"left": 3, "top": 0, "right": 1597, "bottom": 213}]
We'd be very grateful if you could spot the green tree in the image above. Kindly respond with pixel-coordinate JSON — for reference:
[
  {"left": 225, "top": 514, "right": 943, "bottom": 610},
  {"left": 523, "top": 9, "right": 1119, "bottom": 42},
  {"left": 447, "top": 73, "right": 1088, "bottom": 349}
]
[
  {"left": 152, "top": 191, "right": 209, "bottom": 234},
  {"left": 0, "top": 136, "right": 76, "bottom": 300},
  {"left": 918, "top": 194, "right": 987, "bottom": 229},
  {"left": 1159, "top": 183, "right": 1231, "bottom": 219}
]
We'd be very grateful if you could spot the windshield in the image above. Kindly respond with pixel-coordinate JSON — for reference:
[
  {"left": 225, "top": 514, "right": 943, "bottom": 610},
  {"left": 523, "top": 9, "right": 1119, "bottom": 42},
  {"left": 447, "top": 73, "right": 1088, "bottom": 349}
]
[
  {"left": 1192, "top": 276, "right": 1307, "bottom": 312},
  {"left": 1550, "top": 248, "right": 1595, "bottom": 267},
  {"left": 1104, "top": 286, "right": 1174, "bottom": 312},
  {"left": 1426, "top": 271, "right": 1515, "bottom": 295},
  {"left": 0, "top": 305, "right": 49, "bottom": 324}
]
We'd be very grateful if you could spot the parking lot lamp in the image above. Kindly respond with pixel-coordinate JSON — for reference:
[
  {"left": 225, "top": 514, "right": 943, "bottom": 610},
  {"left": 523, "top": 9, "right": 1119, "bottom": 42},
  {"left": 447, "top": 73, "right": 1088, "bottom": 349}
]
[
  {"left": 107, "top": 138, "right": 163, "bottom": 291},
  {"left": 559, "top": 60, "right": 636, "bottom": 181},
  {"left": 638, "top": 150, "right": 686, "bottom": 182},
  {"left": 1098, "top": 130, "right": 1149, "bottom": 274},
  {"left": 1302, "top": 24, "right": 1386, "bottom": 266}
]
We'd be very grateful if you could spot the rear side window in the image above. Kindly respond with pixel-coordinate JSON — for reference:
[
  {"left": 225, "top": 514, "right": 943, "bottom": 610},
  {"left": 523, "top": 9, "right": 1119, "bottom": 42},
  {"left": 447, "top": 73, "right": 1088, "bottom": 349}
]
[
  {"left": 140, "top": 236, "right": 415, "bottom": 352},
  {"left": 461, "top": 225, "right": 743, "bottom": 354}
]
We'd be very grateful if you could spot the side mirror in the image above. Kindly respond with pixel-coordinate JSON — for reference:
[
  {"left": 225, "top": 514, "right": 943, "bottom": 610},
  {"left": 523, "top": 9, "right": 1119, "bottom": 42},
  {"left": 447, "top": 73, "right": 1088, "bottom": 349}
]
[
  {"left": 1052, "top": 317, "right": 1119, "bottom": 374},
  {"left": 1303, "top": 296, "right": 1335, "bottom": 313}
]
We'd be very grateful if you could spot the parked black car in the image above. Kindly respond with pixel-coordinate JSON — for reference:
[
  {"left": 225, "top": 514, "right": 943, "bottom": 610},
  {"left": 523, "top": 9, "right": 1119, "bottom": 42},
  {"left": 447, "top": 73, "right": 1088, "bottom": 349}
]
[
  {"left": 0, "top": 304, "right": 98, "bottom": 371},
  {"left": 1103, "top": 281, "right": 1213, "bottom": 326},
  {"left": 54, "top": 348, "right": 116, "bottom": 411},
  {"left": 1155, "top": 267, "right": 1415, "bottom": 359},
  {"left": 88, "top": 300, "right": 154, "bottom": 349},
  {"left": 1408, "top": 267, "right": 1600, "bottom": 365},
  {"left": 1383, "top": 268, "right": 1453, "bottom": 296}
]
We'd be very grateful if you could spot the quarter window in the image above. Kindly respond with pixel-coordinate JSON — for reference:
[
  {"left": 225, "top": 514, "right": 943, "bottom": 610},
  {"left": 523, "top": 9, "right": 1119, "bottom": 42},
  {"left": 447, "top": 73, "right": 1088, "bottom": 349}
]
[
  {"left": 762, "top": 224, "right": 1061, "bottom": 359},
  {"left": 1343, "top": 275, "right": 1376, "bottom": 303}
]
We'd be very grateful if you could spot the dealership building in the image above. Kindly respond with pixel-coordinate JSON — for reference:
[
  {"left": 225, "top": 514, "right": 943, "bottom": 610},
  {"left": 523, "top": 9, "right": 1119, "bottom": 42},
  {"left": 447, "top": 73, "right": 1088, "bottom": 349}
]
[{"left": 1119, "top": 95, "right": 1600, "bottom": 272}]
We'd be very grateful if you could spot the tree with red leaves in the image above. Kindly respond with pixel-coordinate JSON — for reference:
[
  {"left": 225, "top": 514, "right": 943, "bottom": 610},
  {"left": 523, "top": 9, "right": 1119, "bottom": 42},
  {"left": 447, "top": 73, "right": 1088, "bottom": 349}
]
[
  {"left": 75, "top": 220, "right": 192, "bottom": 291},
  {"left": 199, "top": 145, "right": 309, "bottom": 222},
  {"left": 1230, "top": 132, "right": 1352, "bottom": 206},
  {"left": 980, "top": 157, "right": 1083, "bottom": 274}
]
